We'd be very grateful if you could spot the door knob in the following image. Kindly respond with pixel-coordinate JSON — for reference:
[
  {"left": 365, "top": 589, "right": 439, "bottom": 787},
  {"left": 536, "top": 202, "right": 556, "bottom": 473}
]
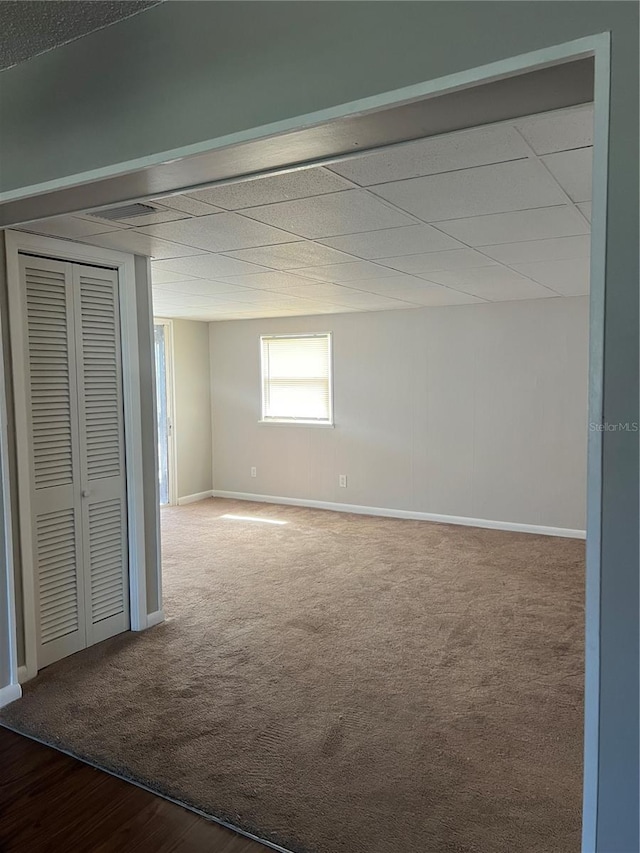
[{"left": 82, "top": 489, "right": 91, "bottom": 498}]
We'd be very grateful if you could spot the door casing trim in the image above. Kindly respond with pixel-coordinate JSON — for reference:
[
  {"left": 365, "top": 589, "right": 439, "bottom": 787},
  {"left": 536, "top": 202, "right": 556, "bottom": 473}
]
[{"left": 152, "top": 318, "right": 177, "bottom": 508}]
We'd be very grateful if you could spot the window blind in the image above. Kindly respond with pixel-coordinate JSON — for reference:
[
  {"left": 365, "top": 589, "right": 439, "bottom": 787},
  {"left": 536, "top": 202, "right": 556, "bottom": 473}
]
[{"left": 261, "top": 334, "right": 332, "bottom": 423}]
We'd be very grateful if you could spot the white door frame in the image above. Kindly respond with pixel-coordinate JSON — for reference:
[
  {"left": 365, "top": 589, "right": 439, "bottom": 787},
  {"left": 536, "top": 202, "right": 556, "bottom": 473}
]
[
  {"left": 153, "top": 317, "right": 177, "bottom": 507},
  {"left": 0, "top": 32, "right": 612, "bottom": 851},
  {"left": 0, "top": 277, "right": 21, "bottom": 705},
  {"left": 4, "top": 230, "right": 148, "bottom": 682}
]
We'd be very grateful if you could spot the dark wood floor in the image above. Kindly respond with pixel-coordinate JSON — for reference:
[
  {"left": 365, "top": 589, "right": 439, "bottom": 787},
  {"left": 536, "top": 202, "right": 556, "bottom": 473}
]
[{"left": 0, "top": 726, "right": 271, "bottom": 852}]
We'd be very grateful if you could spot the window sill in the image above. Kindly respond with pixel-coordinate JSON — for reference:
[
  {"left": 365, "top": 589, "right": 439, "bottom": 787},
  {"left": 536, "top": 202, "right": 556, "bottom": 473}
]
[{"left": 258, "top": 420, "right": 335, "bottom": 428}]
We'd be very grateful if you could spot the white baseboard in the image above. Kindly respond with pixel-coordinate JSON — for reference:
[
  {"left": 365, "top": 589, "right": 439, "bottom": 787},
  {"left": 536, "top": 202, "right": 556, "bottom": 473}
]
[
  {"left": 177, "top": 490, "right": 213, "bottom": 506},
  {"left": 146, "top": 608, "right": 165, "bottom": 628},
  {"left": 17, "top": 665, "right": 29, "bottom": 684},
  {"left": 0, "top": 681, "right": 22, "bottom": 709},
  {"left": 211, "top": 490, "right": 586, "bottom": 539}
]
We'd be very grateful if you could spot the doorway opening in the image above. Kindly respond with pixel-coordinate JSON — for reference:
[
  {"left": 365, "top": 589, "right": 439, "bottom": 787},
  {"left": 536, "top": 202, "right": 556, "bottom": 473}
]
[{"left": 0, "top": 38, "right": 615, "bottom": 853}]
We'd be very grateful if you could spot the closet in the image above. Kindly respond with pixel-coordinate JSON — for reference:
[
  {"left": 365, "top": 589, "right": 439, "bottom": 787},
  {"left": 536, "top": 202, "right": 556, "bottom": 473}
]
[{"left": 16, "top": 253, "right": 129, "bottom": 669}]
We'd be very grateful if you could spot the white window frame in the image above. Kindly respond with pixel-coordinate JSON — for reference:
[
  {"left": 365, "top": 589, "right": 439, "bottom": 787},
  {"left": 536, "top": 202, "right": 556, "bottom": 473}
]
[
  {"left": 152, "top": 317, "right": 177, "bottom": 507},
  {"left": 259, "top": 333, "right": 334, "bottom": 427}
]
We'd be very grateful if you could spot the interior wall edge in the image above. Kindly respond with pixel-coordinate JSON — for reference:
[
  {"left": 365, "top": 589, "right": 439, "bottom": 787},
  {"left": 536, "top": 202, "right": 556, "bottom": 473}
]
[
  {"left": 0, "top": 682, "right": 22, "bottom": 709},
  {"left": 134, "top": 255, "right": 162, "bottom": 617},
  {"left": 0, "top": 231, "right": 25, "bottom": 676}
]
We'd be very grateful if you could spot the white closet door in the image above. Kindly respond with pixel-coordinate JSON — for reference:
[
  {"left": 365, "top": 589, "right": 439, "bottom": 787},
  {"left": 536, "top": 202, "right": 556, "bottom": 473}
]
[
  {"left": 20, "top": 256, "right": 87, "bottom": 668},
  {"left": 73, "top": 265, "right": 129, "bottom": 645}
]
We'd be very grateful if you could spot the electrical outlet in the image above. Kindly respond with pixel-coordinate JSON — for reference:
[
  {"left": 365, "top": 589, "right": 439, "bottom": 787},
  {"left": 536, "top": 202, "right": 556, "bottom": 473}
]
[
  {"left": 339, "top": 474, "right": 347, "bottom": 488},
  {"left": 250, "top": 467, "right": 257, "bottom": 478}
]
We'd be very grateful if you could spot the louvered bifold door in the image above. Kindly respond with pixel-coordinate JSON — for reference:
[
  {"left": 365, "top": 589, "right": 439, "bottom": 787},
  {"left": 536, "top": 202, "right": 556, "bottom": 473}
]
[
  {"left": 20, "top": 256, "right": 87, "bottom": 668},
  {"left": 73, "top": 265, "right": 130, "bottom": 646}
]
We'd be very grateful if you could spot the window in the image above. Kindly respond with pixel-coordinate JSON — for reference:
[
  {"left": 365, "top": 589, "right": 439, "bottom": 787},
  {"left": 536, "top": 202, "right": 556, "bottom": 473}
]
[{"left": 260, "top": 333, "right": 333, "bottom": 425}]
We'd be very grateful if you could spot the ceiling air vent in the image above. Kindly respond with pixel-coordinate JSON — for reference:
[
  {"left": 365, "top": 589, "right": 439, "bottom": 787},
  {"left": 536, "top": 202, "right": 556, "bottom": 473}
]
[{"left": 88, "top": 203, "right": 161, "bottom": 221}]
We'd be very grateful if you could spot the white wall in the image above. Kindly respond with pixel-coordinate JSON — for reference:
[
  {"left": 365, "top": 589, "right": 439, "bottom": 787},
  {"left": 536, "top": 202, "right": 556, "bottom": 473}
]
[
  {"left": 134, "top": 256, "right": 162, "bottom": 616},
  {"left": 171, "top": 319, "right": 213, "bottom": 502},
  {"left": 210, "top": 297, "right": 588, "bottom": 532}
]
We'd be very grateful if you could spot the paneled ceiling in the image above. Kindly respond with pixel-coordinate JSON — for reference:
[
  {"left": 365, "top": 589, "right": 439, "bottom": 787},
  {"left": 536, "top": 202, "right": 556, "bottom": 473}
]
[{"left": 17, "top": 104, "right": 593, "bottom": 321}]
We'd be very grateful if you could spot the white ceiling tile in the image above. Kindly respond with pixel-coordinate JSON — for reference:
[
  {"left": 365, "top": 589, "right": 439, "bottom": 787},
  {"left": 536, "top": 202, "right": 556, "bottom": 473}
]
[
  {"left": 341, "top": 297, "right": 418, "bottom": 310},
  {"left": 422, "top": 266, "right": 557, "bottom": 301},
  {"left": 318, "top": 224, "right": 462, "bottom": 259},
  {"left": 180, "top": 313, "right": 218, "bottom": 320},
  {"left": 267, "top": 282, "right": 412, "bottom": 309},
  {"left": 542, "top": 147, "right": 593, "bottom": 203},
  {"left": 397, "top": 286, "right": 483, "bottom": 306},
  {"left": 152, "top": 292, "right": 225, "bottom": 308},
  {"left": 217, "top": 271, "right": 321, "bottom": 291},
  {"left": 372, "top": 159, "right": 567, "bottom": 222},
  {"left": 480, "top": 235, "right": 591, "bottom": 264},
  {"left": 226, "top": 298, "right": 289, "bottom": 310},
  {"left": 225, "top": 311, "right": 280, "bottom": 319},
  {"left": 186, "top": 167, "right": 353, "bottom": 210},
  {"left": 331, "top": 273, "right": 433, "bottom": 295},
  {"left": 137, "top": 213, "right": 295, "bottom": 252},
  {"left": 577, "top": 202, "right": 591, "bottom": 222},
  {"left": 189, "top": 311, "right": 249, "bottom": 321},
  {"left": 153, "top": 280, "right": 252, "bottom": 297},
  {"left": 209, "top": 306, "right": 264, "bottom": 316},
  {"left": 18, "top": 215, "right": 125, "bottom": 239},
  {"left": 183, "top": 310, "right": 255, "bottom": 321},
  {"left": 320, "top": 292, "right": 416, "bottom": 309},
  {"left": 223, "top": 241, "right": 355, "bottom": 270},
  {"left": 318, "top": 285, "right": 408, "bottom": 311},
  {"left": 377, "top": 248, "right": 497, "bottom": 275},
  {"left": 239, "top": 189, "right": 416, "bottom": 238},
  {"left": 276, "top": 283, "right": 369, "bottom": 302},
  {"left": 150, "top": 268, "right": 197, "bottom": 284},
  {"left": 151, "top": 253, "right": 269, "bottom": 279},
  {"left": 220, "top": 289, "right": 309, "bottom": 305},
  {"left": 515, "top": 105, "right": 593, "bottom": 154},
  {"left": 301, "top": 305, "right": 363, "bottom": 315},
  {"left": 509, "top": 258, "right": 590, "bottom": 296},
  {"left": 345, "top": 277, "right": 482, "bottom": 305},
  {"left": 218, "top": 313, "right": 257, "bottom": 320},
  {"left": 155, "top": 308, "right": 214, "bottom": 320},
  {"left": 293, "top": 261, "right": 399, "bottom": 283},
  {"left": 76, "top": 229, "right": 201, "bottom": 259},
  {"left": 328, "top": 125, "right": 530, "bottom": 185},
  {"left": 153, "top": 194, "right": 223, "bottom": 216},
  {"left": 435, "top": 205, "right": 589, "bottom": 246},
  {"left": 179, "top": 302, "right": 251, "bottom": 314}
]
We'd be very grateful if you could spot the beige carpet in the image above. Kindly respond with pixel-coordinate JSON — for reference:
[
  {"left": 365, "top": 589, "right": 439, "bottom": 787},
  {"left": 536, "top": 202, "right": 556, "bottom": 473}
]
[{"left": 1, "top": 499, "right": 584, "bottom": 853}]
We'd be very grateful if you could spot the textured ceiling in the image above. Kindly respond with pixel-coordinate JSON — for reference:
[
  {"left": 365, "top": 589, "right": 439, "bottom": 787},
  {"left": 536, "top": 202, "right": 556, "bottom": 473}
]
[
  {"left": 0, "top": 1, "right": 160, "bottom": 71},
  {"left": 18, "top": 105, "right": 594, "bottom": 321}
]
